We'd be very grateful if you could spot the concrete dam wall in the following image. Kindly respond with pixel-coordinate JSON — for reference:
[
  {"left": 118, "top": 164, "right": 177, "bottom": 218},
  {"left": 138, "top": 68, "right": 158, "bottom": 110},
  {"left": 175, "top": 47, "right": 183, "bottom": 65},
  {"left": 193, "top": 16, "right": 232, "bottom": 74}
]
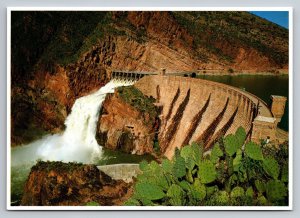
[{"left": 134, "top": 75, "right": 283, "bottom": 158}]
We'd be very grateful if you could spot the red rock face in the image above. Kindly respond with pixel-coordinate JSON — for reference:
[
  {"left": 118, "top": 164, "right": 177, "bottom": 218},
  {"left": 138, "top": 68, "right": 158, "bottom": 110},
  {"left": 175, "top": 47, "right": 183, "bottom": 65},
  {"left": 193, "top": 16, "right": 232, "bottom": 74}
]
[
  {"left": 32, "top": 68, "right": 70, "bottom": 131},
  {"left": 44, "top": 67, "right": 70, "bottom": 106},
  {"left": 11, "top": 68, "right": 70, "bottom": 145},
  {"left": 11, "top": 62, "right": 108, "bottom": 145},
  {"left": 65, "top": 55, "right": 108, "bottom": 112},
  {"left": 127, "top": 12, "right": 194, "bottom": 49},
  {"left": 21, "top": 161, "right": 132, "bottom": 206},
  {"left": 97, "top": 93, "right": 156, "bottom": 155}
]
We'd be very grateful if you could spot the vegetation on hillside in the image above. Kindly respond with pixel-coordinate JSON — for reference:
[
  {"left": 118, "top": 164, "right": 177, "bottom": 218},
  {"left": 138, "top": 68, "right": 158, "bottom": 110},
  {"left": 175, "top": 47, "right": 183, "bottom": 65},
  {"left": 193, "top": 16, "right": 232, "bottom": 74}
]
[
  {"left": 116, "top": 86, "right": 158, "bottom": 125},
  {"left": 124, "top": 127, "right": 289, "bottom": 206},
  {"left": 11, "top": 12, "right": 108, "bottom": 88},
  {"left": 31, "top": 160, "right": 85, "bottom": 172},
  {"left": 172, "top": 11, "right": 288, "bottom": 66}
]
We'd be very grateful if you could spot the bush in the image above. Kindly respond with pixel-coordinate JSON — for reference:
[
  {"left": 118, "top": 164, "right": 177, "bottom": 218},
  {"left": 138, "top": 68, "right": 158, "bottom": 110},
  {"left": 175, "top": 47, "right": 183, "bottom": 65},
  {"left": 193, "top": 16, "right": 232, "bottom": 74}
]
[
  {"left": 124, "top": 127, "right": 289, "bottom": 206},
  {"left": 228, "top": 68, "right": 234, "bottom": 74}
]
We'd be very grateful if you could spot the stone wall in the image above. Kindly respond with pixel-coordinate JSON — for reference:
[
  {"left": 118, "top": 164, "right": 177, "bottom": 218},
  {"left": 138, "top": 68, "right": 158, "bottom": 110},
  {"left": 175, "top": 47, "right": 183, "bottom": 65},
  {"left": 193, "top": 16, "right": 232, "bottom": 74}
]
[
  {"left": 135, "top": 75, "right": 266, "bottom": 158},
  {"left": 251, "top": 116, "right": 277, "bottom": 144},
  {"left": 97, "top": 164, "right": 141, "bottom": 183}
]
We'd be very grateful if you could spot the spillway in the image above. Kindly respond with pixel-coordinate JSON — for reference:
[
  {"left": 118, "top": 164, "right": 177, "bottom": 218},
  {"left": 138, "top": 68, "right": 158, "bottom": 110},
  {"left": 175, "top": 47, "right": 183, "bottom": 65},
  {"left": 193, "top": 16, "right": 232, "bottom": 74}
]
[{"left": 11, "top": 79, "right": 133, "bottom": 166}]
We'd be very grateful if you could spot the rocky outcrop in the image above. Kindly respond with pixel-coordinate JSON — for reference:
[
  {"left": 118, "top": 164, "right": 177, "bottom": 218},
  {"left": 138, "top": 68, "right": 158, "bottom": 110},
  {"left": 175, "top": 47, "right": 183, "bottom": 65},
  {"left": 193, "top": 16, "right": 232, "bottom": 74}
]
[
  {"left": 11, "top": 67, "right": 69, "bottom": 145},
  {"left": 21, "top": 161, "right": 132, "bottom": 206},
  {"left": 97, "top": 86, "right": 159, "bottom": 155},
  {"left": 65, "top": 55, "right": 108, "bottom": 112},
  {"left": 11, "top": 62, "right": 108, "bottom": 146}
]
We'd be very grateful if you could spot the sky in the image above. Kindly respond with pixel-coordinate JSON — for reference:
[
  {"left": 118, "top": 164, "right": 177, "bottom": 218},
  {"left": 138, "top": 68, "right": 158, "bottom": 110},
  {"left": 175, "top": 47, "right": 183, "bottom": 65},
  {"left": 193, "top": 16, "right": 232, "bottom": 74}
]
[{"left": 250, "top": 11, "right": 289, "bottom": 29}]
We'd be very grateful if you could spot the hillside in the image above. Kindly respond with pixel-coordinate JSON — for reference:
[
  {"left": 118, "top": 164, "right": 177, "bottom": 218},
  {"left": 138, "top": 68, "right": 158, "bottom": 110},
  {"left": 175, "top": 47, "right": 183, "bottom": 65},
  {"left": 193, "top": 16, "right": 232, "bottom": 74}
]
[
  {"left": 12, "top": 11, "right": 288, "bottom": 77},
  {"left": 10, "top": 11, "right": 289, "bottom": 145}
]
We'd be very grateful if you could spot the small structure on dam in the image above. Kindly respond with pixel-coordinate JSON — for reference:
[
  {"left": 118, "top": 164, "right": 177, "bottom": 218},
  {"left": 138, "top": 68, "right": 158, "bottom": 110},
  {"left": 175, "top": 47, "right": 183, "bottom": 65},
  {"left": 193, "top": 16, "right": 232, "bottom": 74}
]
[{"left": 109, "top": 70, "right": 287, "bottom": 158}]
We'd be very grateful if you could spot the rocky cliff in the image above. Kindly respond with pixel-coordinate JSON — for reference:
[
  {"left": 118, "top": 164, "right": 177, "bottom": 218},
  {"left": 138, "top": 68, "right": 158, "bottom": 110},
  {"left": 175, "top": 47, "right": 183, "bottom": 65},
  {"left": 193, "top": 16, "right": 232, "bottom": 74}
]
[
  {"left": 11, "top": 11, "right": 288, "bottom": 145},
  {"left": 21, "top": 161, "right": 132, "bottom": 206},
  {"left": 97, "top": 86, "right": 159, "bottom": 155}
]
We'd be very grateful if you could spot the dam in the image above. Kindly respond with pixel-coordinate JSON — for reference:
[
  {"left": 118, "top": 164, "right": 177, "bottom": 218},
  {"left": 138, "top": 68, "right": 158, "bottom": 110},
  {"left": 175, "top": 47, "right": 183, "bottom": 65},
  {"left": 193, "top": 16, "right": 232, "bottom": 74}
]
[{"left": 110, "top": 70, "right": 287, "bottom": 158}]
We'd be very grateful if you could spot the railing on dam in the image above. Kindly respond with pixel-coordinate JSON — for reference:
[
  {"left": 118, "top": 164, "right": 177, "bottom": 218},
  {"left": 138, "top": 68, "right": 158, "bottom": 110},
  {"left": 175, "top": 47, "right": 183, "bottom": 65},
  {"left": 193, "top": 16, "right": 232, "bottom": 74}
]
[{"left": 111, "top": 70, "right": 157, "bottom": 81}]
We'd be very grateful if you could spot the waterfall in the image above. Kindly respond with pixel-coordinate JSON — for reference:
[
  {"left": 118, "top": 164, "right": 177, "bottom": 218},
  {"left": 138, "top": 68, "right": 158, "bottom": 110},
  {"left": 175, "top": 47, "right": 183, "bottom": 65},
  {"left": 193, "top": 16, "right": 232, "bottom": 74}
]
[{"left": 11, "top": 79, "right": 134, "bottom": 165}]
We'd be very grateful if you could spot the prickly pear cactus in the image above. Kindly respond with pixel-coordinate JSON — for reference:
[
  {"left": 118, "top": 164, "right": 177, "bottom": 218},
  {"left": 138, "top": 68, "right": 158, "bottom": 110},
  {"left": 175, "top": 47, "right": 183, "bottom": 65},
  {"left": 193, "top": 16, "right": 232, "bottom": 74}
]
[
  {"left": 246, "top": 187, "right": 254, "bottom": 198},
  {"left": 179, "top": 180, "right": 191, "bottom": 191},
  {"left": 233, "top": 149, "right": 242, "bottom": 172},
  {"left": 266, "top": 180, "right": 287, "bottom": 202},
  {"left": 167, "top": 184, "right": 186, "bottom": 206},
  {"left": 262, "top": 157, "right": 280, "bottom": 180},
  {"left": 180, "top": 145, "right": 195, "bottom": 170},
  {"left": 173, "top": 156, "right": 186, "bottom": 178},
  {"left": 255, "top": 180, "right": 266, "bottom": 193},
  {"left": 139, "top": 160, "right": 148, "bottom": 171},
  {"left": 206, "top": 185, "right": 219, "bottom": 198},
  {"left": 125, "top": 126, "right": 288, "bottom": 206},
  {"left": 191, "top": 178, "right": 206, "bottom": 201},
  {"left": 162, "top": 159, "right": 173, "bottom": 174},
  {"left": 281, "top": 163, "right": 288, "bottom": 182},
  {"left": 211, "top": 142, "right": 223, "bottom": 164},
  {"left": 210, "top": 191, "right": 230, "bottom": 206},
  {"left": 198, "top": 160, "right": 217, "bottom": 184},
  {"left": 85, "top": 201, "right": 100, "bottom": 206},
  {"left": 245, "top": 142, "right": 264, "bottom": 160},
  {"left": 135, "top": 182, "right": 165, "bottom": 201},
  {"left": 224, "top": 134, "right": 239, "bottom": 156},
  {"left": 123, "top": 198, "right": 141, "bottom": 206},
  {"left": 191, "top": 141, "right": 203, "bottom": 166},
  {"left": 235, "top": 127, "right": 246, "bottom": 147},
  {"left": 138, "top": 161, "right": 169, "bottom": 191},
  {"left": 230, "top": 186, "right": 245, "bottom": 199},
  {"left": 257, "top": 195, "right": 268, "bottom": 206}
]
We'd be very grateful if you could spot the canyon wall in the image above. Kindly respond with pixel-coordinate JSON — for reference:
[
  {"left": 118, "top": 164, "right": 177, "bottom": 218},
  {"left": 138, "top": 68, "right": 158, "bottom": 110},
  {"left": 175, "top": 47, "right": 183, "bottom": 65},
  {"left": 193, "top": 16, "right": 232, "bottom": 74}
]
[
  {"left": 97, "top": 91, "right": 157, "bottom": 155},
  {"left": 11, "top": 64, "right": 108, "bottom": 145}
]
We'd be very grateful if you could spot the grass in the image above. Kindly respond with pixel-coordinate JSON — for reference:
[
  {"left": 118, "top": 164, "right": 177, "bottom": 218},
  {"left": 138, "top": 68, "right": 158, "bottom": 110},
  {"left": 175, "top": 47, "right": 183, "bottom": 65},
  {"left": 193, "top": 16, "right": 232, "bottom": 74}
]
[{"left": 31, "top": 160, "right": 85, "bottom": 173}]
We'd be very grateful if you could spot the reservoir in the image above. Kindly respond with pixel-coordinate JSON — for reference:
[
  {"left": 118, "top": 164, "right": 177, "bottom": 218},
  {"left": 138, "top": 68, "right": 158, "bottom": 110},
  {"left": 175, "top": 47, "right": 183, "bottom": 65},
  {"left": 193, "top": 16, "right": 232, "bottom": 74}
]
[{"left": 197, "top": 74, "right": 289, "bottom": 131}]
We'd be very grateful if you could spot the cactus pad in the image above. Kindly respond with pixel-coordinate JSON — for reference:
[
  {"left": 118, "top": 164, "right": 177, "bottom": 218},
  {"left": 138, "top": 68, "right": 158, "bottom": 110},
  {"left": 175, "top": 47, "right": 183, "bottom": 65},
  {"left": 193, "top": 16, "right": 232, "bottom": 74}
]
[{"left": 245, "top": 142, "right": 264, "bottom": 160}]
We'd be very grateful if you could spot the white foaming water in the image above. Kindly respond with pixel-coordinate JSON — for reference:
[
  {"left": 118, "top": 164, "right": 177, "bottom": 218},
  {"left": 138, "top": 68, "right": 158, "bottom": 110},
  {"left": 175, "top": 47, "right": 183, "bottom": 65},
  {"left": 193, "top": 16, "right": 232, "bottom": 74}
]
[{"left": 11, "top": 79, "right": 133, "bottom": 166}]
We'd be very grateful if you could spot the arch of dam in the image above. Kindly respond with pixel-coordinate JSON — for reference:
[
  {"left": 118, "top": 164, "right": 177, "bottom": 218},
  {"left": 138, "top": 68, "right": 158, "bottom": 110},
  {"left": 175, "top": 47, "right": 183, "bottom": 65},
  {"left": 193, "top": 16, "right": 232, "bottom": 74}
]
[{"left": 110, "top": 70, "right": 287, "bottom": 158}]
